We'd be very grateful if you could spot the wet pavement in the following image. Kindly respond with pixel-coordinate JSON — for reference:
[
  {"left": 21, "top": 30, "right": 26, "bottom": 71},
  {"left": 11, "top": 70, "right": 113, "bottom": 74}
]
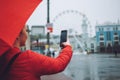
[
  {"left": 63, "top": 53, "right": 120, "bottom": 80},
  {"left": 41, "top": 73, "right": 72, "bottom": 80}
]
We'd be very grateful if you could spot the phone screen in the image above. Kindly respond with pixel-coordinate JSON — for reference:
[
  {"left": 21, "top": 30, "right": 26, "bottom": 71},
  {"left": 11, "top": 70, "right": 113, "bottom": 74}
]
[{"left": 60, "top": 30, "right": 67, "bottom": 47}]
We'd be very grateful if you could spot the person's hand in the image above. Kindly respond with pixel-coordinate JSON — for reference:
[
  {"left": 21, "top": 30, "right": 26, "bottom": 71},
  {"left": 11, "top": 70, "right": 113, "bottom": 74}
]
[{"left": 62, "top": 39, "right": 71, "bottom": 47}]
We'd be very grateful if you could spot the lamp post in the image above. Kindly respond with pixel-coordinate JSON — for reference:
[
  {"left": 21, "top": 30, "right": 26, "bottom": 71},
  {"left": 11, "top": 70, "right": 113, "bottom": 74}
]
[
  {"left": 47, "top": 0, "right": 50, "bottom": 23},
  {"left": 46, "top": 0, "right": 51, "bottom": 56}
]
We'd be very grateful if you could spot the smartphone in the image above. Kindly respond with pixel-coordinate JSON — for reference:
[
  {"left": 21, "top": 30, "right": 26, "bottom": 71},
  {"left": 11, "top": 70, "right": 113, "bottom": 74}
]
[{"left": 60, "top": 30, "right": 67, "bottom": 48}]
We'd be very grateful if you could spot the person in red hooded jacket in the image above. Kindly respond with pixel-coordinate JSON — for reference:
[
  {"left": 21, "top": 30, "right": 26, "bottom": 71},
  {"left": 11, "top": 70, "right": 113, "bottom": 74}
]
[{"left": 2, "top": 25, "right": 72, "bottom": 80}]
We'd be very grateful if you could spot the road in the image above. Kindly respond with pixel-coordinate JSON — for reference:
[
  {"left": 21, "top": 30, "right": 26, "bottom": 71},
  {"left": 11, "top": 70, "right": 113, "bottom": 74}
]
[{"left": 63, "top": 53, "right": 120, "bottom": 80}]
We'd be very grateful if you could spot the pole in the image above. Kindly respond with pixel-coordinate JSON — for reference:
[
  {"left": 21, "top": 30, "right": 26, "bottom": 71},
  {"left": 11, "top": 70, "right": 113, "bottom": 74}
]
[
  {"left": 47, "top": 0, "right": 51, "bottom": 56},
  {"left": 47, "top": 0, "right": 50, "bottom": 23}
]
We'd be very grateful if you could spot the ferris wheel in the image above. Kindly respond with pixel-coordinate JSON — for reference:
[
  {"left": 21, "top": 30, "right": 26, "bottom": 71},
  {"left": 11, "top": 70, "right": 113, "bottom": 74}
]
[{"left": 51, "top": 10, "right": 93, "bottom": 53}]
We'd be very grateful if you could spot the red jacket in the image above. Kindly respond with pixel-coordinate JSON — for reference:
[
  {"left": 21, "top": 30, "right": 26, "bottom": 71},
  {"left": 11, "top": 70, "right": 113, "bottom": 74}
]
[{"left": 3, "top": 45, "right": 72, "bottom": 80}]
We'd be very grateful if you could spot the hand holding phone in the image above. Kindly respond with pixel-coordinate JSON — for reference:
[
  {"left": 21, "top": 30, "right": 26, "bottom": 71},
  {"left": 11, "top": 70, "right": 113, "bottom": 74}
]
[{"left": 60, "top": 30, "right": 67, "bottom": 48}]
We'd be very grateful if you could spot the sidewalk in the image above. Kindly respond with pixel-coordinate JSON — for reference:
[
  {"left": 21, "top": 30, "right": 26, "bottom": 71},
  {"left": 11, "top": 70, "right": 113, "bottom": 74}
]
[{"left": 41, "top": 73, "right": 72, "bottom": 80}]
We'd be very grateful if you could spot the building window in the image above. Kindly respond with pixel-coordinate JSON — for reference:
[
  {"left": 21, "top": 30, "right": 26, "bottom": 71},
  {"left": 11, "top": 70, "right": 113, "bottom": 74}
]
[
  {"left": 113, "top": 27, "right": 118, "bottom": 31},
  {"left": 99, "top": 28, "right": 101, "bottom": 31},
  {"left": 114, "top": 37, "right": 119, "bottom": 40},
  {"left": 91, "top": 43, "right": 94, "bottom": 48},
  {"left": 113, "top": 28, "right": 115, "bottom": 31},
  {"left": 100, "top": 37, "right": 104, "bottom": 40},
  {"left": 107, "top": 31, "right": 111, "bottom": 40},
  {"left": 116, "top": 27, "right": 118, "bottom": 31},
  {"left": 100, "top": 33, "right": 103, "bottom": 35},
  {"left": 114, "top": 32, "right": 118, "bottom": 35},
  {"left": 100, "top": 42, "right": 104, "bottom": 46},
  {"left": 99, "top": 28, "right": 104, "bottom": 31},
  {"left": 100, "top": 33, "right": 104, "bottom": 38},
  {"left": 102, "top": 28, "right": 104, "bottom": 31},
  {"left": 114, "top": 42, "right": 119, "bottom": 45}
]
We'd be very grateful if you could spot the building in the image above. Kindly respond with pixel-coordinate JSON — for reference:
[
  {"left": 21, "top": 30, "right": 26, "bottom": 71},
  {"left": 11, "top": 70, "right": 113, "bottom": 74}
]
[
  {"left": 31, "top": 25, "right": 46, "bottom": 53},
  {"left": 31, "top": 25, "right": 46, "bottom": 46},
  {"left": 96, "top": 22, "right": 120, "bottom": 53},
  {"left": 86, "top": 36, "right": 97, "bottom": 53},
  {"left": 31, "top": 25, "right": 45, "bottom": 35}
]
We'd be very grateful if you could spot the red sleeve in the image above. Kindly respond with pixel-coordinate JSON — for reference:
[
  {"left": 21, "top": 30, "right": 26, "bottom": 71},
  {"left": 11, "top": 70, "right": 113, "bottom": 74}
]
[{"left": 28, "top": 45, "right": 72, "bottom": 76}]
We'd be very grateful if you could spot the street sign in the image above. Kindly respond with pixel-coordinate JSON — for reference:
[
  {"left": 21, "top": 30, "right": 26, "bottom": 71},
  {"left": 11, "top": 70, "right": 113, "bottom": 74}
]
[{"left": 46, "top": 23, "right": 53, "bottom": 33}]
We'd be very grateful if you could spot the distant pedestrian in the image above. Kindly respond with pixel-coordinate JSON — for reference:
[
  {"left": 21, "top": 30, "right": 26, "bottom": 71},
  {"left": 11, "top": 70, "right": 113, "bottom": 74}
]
[{"left": 52, "top": 51, "right": 55, "bottom": 57}]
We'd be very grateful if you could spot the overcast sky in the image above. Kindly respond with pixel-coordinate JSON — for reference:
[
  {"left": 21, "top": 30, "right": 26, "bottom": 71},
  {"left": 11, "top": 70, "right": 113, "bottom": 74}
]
[{"left": 27, "top": 0, "right": 120, "bottom": 36}]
